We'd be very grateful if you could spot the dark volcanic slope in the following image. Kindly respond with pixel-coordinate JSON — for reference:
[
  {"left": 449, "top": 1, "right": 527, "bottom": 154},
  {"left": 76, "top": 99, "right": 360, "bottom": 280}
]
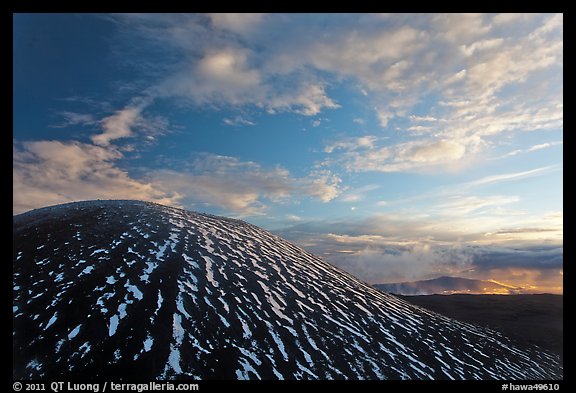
[
  {"left": 396, "top": 294, "right": 563, "bottom": 360},
  {"left": 13, "top": 201, "right": 562, "bottom": 380}
]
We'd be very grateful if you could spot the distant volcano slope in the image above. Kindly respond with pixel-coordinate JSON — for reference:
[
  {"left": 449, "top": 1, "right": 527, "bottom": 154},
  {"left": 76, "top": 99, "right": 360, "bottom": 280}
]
[
  {"left": 13, "top": 201, "right": 562, "bottom": 380},
  {"left": 374, "top": 276, "right": 520, "bottom": 295}
]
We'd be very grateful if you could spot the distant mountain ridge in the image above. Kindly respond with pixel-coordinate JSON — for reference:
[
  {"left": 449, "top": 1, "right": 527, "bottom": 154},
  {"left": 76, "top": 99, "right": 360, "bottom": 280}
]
[{"left": 374, "top": 276, "right": 520, "bottom": 295}]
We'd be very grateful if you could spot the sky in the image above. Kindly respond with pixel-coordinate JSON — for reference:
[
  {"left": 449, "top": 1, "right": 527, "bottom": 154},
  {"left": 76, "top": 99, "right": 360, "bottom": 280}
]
[{"left": 13, "top": 13, "right": 563, "bottom": 293}]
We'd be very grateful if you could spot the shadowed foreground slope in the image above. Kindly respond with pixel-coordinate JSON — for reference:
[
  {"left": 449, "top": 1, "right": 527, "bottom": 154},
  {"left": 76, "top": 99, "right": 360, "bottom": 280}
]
[{"left": 397, "top": 294, "right": 563, "bottom": 361}]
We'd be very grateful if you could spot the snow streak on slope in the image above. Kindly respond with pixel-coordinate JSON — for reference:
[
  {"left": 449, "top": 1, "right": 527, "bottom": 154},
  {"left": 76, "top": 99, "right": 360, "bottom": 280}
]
[{"left": 13, "top": 201, "right": 562, "bottom": 380}]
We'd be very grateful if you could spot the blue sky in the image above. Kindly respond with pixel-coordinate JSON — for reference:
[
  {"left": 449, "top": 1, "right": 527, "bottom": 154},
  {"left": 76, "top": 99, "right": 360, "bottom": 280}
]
[{"left": 13, "top": 13, "right": 563, "bottom": 292}]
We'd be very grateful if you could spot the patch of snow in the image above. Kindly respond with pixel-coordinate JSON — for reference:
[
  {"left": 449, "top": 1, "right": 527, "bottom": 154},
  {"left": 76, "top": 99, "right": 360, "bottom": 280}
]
[
  {"left": 219, "top": 314, "right": 231, "bottom": 328},
  {"left": 155, "top": 241, "right": 170, "bottom": 261},
  {"left": 55, "top": 339, "right": 64, "bottom": 352},
  {"left": 182, "top": 253, "right": 199, "bottom": 269},
  {"left": 155, "top": 290, "right": 163, "bottom": 316},
  {"left": 266, "top": 322, "right": 289, "bottom": 361},
  {"left": 240, "top": 318, "right": 252, "bottom": 339},
  {"left": 167, "top": 345, "right": 182, "bottom": 374},
  {"left": 80, "top": 266, "right": 94, "bottom": 275},
  {"left": 118, "top": 303, "right": 127, "bottom": 319},
  {"left": 45, "top": 312, "right": 58, "bottom": 329},
  {"left": 176, "top": 293, "right": 192, "bottom": 319},
  {"left": 108, "top": 315, "right": 119, "bottom": 336},
  {"left": 68, "top": 324, "right": 81, "bottom": 339},
  {"left": 173, "top": 313, "right": 184, "bottom": 344},
  {"left": 90, "top": 249, "right": 108, "bottom": 256},
  {"left": 26, "top": 359, "right": 42, "bottom": 371},
  {"left": 144, "top": 336, "right": 153, "bottom": 352},
  {"left": 202, "top": 256, "right": 219, "bottom": 288},
  {"left": 126, "top": 281, "right": 143, "bottom": 300}
]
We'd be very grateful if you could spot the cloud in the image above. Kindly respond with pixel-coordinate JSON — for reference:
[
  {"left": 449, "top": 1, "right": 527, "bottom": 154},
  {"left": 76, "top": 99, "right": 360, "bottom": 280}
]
[
  {"left": 286, "top": 214, "right": 302, "bottom": 222},
  {"left": 157, "top": 47, "right": 339, "bottom": 116},
  {"left": 13, "top": 135, "right": 342, "bottom": 217},
  {"left": 460, "top": 38, "right": 504, "bottom": 56},
  {"left": 297, "top": 25, "right": 426, "bottom": 91},
  {"left": 527, "top": 140, "right": 563, "bottom": 152},
  {"left": 338, "top": 184, "right": 380, "bottom": 203},
  {"left": 305, "top": 170, "right": 343, "bottom": 203},
  {"left": 88, "top": 102, "right": 169, "bottom": 148},
  {"left": 265, "top": 83, "right": 340, "bottom": 116},
  {"left": 409, "top": 115, "right": 438, "bottom": 122},
  {"left": 149, "top": 154, "right": 343, "bottom": 216},
  {"left": 433, "top": 13, "right": 491, "bottom": 43},
  {"left": 318, "top": 14, "right": 560, "bottom": 174},
  {"left": 198, "top": 49, "right": 261, "bottom": 90},
  {"left": 91, "top": 106, "right": 142, "bottom": 146},
  {"left": 498, "top": 141, "right": 563, "bottom": 159},
  {"left": 327, "top": 122, "right": 559, "bottom": 173},
  {"left": 13, "top": 140, "right": 179, "bottom": 215},
  {"left": 434, "top": 195, "right": 519, "bottom": 216},
  {"left": 157, "top": 47, "right": 262, "bottom": 106},
  {"left": 375, "top": 108, "right": 393, "bottom": 128},
  {"left": 276, "top": 183, "right": 562, "bottom": 286},
  {"left": 408, "top": 139, "right": 467, "bottom": 163},
  {"left": 466, "top": 166, "right": 557, "bottom": 187},
  {"left": 327, "top": 136, "right": 482, "bottom": 173},
  {"left": 470, "top": 246, "right": 563, "bottom": 270},
  {"left": 223, "top": 116, "right": 255, "bottom": 126},
  {"left": 150, "top": 154, "right": 293, "bottom": 216},
  {"left": 277, "top": 209, "right": 562, "bottom": 288},
  {"left": 52, "top": 111, "right": 96, "bottom": 128},
  {"left": 280, "top": 230, "right": 470, "bottom": 284},
  {"left": 207, "top": 13, "right": 265, "bottom": 35},
  {"left": 324, "top": 136, "right": 378, "bottom": 153},
  {"left": 492, "top": 13, "right": 534, "bottom": 26},
  {"left": 105, "top": 13, "right": 561, "bottom": 176}
]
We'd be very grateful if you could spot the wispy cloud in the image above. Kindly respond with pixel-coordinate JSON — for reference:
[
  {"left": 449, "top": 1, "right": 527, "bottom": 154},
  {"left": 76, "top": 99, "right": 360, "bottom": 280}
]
[
  {"left": 207, "top": 13, "right": 266, "bottom": 35},
  {"left": 325, "top": 136, "right": 481, "bottom": 173},
  {"left": 91, "top": 106, "right": 142, "bottom": 146},
  {"left": 527, "top": 140, "right": 563, "bottom": 152},
  {"left": 88, "top": 102, "right": 169, "bottom": 147},
  {"left": 52, "top": 111, "right": 96, "bottom": 128},
  {"left": 338, "top": 184, "right": 380, "bottom": 203},
  {"left": 434, "top": 195, "right": 519, "bottom": 216},
  {"left": 223, "top": 116, "right": 255, "bottom": 126},
  {"left": 324, "top": 136, "right": 378, "bottom": 154},
  {"left": 466, "top": 166, "right": 557, "bottom": 187}
]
